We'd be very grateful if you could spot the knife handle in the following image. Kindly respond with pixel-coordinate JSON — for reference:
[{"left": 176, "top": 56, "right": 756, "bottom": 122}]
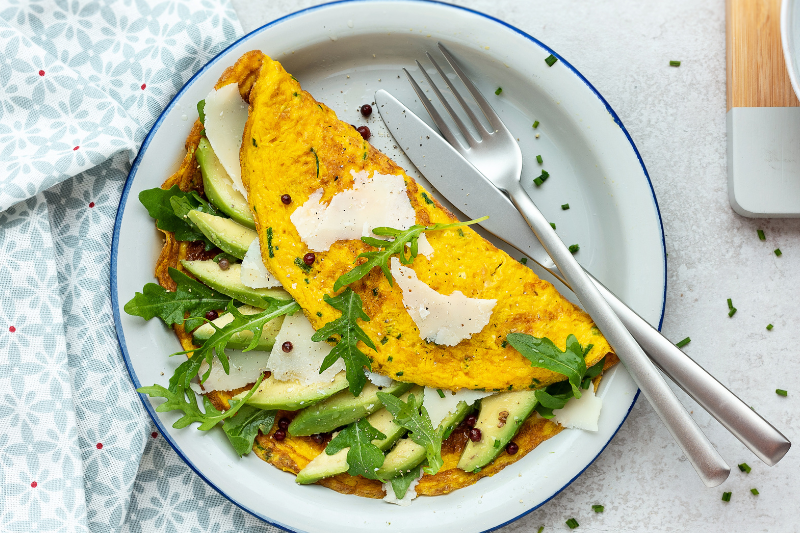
[{"left": 586, "top": 273, "right": 791, "bottom": 466}]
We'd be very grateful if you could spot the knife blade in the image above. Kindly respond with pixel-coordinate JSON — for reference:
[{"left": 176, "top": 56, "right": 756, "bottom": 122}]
[{"left": 375, "top": 88, "right": 791, "bottom": 467}]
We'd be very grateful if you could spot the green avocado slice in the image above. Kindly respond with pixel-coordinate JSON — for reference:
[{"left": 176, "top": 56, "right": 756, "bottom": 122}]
[
  {"left": 187, "top": 210, "right": 257, "bottom": 259},
  {"left": 288, "top": 381, "right": 414, "bottom": 437},
  {"left": 192, "top": 305, "right": 284, "bottom": 351},
  {"left": 196, "top": 137, "right": 255, "bottom": 228},
  {"left": 236, "top": 372, "right": 350, "bottom": 411},
  {"left": 456, "top": 390, "right": 538, "bottom": 472},
  {"left": 181, "top": 259, "right": 290, "bottom": 309}
]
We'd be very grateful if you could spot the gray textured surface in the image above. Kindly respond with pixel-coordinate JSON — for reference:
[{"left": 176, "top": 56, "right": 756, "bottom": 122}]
[{"left": 231, "top": 1, "right": 799, "bottom": 531}]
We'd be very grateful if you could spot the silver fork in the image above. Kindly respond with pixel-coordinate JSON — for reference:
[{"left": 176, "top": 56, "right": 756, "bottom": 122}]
[{"left": 405, "top": 43, "right": 731, "bottom": 487}]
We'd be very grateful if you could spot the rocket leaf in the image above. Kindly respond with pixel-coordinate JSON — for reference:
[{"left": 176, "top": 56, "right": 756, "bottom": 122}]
[
  {"left": 138, "top": 186, "right": 219, "bottom": 249},
  {"left": 506, "top": 333, "right": 587, "bottom": 397},
  {"left": 123, "top": 267, "right": 232, "bottom": 332},
  {"left": 377, "top": 392, "right": 444, "bottom": 475},
  {"left": 333, "top": 216, "right": 488, "bottom": 292},
  {"left": 222, "top": 405, "right": 276, "bottom": 457},
  {"left": 313, "top": 288, "right": 375, "bottom": 396},
  {"left": 325, "top": 418, "right": 387, "bottom": 480},
  {"left": 390, "top": 464, "right": 422, "bottom": 500}
]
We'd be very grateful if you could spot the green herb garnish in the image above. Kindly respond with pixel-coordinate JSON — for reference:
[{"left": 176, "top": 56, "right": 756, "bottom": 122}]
[
  {"left": 333, "top": 217, "right": 487, "bottom": 292},
  {"left": 294, "top": 257, "right": 312, "bottom": 273},
  {"left": 676, "top": 337, "right": 691, "bottom": 348},
  {"left": 569, "top": 244, "right": 580, "bottom": 254},
  {"left": 252, "top": 138, "right": 257, "bottom": 147},
  {"left": 325, "top": 418, "right": 387, "bottom": 480},
  {"left": 545, "top": 54, "right": 558, "bottom": 67},
  {"left": 313, "top": 288, "right": 375, "bottom": 396},
  {"left": 669, "top": 60, "right": 681, "bottom": 67},
  {"left": 722, "top": 491, "right": 731, "bottom": 502},
  {"left": 776, "top": 389, "right": 788, "bottom": 397},
  {"left": 751, "top": 488, "right": 759, "bottom": 495},
  {"left": 520, "top": 258, "right": 528, "bottom": 265},
  {"left": 757, "top": 229, "right": 765, "bottom": 241},
  {"left": 378, "top": 392, "right": 444, "bottom": 475},
  {"left": 727, "top": 298, "right": 737, "bottom": 318},
  {"left": 565, "top": 518, "right": 579, "bottom": 529},
  {"left": 536, "top": 155, "right": 543, "bottom": 164},
  {"left": 310, "top": 147, "right": 319, "bottom": 178},
  {"left": 137, "top": 372, "right": 264, "bottom": 432},
  {"left": 562, "top": 203, "right": 570, "bottom": 210},
  {"left": 222, "top": 405, "right": 276, "bottom": 457},
  {"left": 738, "top": 463, "right": 751, "bottom": 473},
  {"left": 197, "top": 99, "right": 206, "bottom": 123},
  {"left": 775, "top": 248, "right": 782, "bottom": 256},
  {"left": 592, "top": 504, "right": 604, "bottom": 513},
  {"left": 421, "top": 192, "right": 435, "bottom": 205},
  {"left": 534, "top": 170, "right": 549, "bottom": 186},
  {"left": 550, "top": 222, "right": 556, "bottom": 230},
  {"left": 266, "top": 227, "right": 275, "bottom": 257},
  {"left": 124, "top": 267, "right": 231, "bottom": 332},
  {"left": 533, "top": 121, "right": 540, "bottom": 129},
  {"left": 767, "top": 324, "right": 774, "bottom": 330},
  {"left": 495, "top": 87, "right": 502, "bottom": 95}
]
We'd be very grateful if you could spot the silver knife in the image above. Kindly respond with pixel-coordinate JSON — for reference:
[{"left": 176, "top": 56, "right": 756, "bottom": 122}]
[{"left": 376, "top": 88, "right": 790, "bottom": 467}]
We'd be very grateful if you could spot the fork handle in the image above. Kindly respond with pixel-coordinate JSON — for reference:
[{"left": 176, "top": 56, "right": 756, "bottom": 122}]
[
  {"left": 584, "top": 273, "right": 791, "bottom": 466},
  {"left": 505, "top": 182, "right": 730, "bottom": 487}
]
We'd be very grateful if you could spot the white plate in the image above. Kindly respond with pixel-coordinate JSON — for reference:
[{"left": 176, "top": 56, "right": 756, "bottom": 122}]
[
  {"left": 783, "top": 0, "right": 800, "bottom": 100},
  {"left": 112, "top": 2, "right": 666, "bottom": 532}
]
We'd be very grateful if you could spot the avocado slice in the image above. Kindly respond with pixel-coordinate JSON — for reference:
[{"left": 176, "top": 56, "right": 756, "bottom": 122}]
[
  {"left": 187, "top": 210, "right": 257, "bottom": 259},
  {"left": 192, "top": 305, "right": 284, "bottom": 351},
  {"left": 295, "top": 387, "right": 421, "bottom": 485},
  {"left": 196, "top": 137, "right": 255, "bottom": 228},
  {"left": 376, "top": 397, "right": 473, "bottom": 479},
  {"left": 457, "top": 391, "right": 538, "bottom": 472},
  {"left": 288, "top": 381, "right": 414, "bottom": 437},
  {"left": 181, "top": 260, "right": 290, "bottom": 309},
  {"left": 236, "top": 372, "right": 350, "bottom": 411}
]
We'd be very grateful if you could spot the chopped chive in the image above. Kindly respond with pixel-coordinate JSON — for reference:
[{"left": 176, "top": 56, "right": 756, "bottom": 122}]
[
  {"left": 565, "top": 518, "right": 579, "bottom": 529},
  {"left": 380, "top": 336, "right": 389, "bottom": 345},
  {"left": 751, "top": 488, "right": 759, "bottom": 496},
  {"left": 536, "top": 154, "right": 543, "bottom": 164},
  {"left": 561, "top": 203, "right": 570, "bottom": 210},
  {"left": 568, "top": 244, "right": 580, "bottom": 254},
  {"left": 534, "top": 177, "right": 544, "bottom": 186},
  {"left": 538, "top": 170, "right": 549, "bottom": 182},
  {"left": 519, "top": 258, "right": 528, "bottom": 265},
  {"left": 537, "top": 528, "right": 544, "bottom": 533},
  {"left": 550, "top": 222, "right": 556, "bottom": 230},
  {"left": 437, "top": 389, "right": 445, "bottom": 399},
  {"left": 776, "top": 389, "right": 788, "bottom": 397},
  {"left": 766, "top": 324, "right": 774, "bottom": 330},
  {"left": 774, "top": 248, "right": 782, "bottom": 256},
  {"left": 396, "top": 371, "right": 404, "bottom": 377},
  {"left": 669, "top": 60, "right": 681, "bottom": 67},
  {"left": 757, "top": 229, "right": 766, "bottom": 241},
  {"left": 251, "top": 137, "right": 257, "bottom": 147},
  {"left": 592, "top": 504, "right": 604, "bottom": 513},
  {"left": 533, "top": 120, "right": 540, "bottom": 129},
  {"left": 722, "top": 492, "right": 731, "bottom": 502},
  {"left": 493, "top": 439, "right": 501, "bottom": 448},
  {"left": 676, "top": 337, "right": 691, "bottom": 348},
  {"left": 727, "top": 298, "right": 734, "bottom": 310},
  {"left": 495, "top": 87, "right": 503, "bottom": 95},
  {"left": 728, "top": 307, "right": 737, "bottom": 318},
  {"left": 738, "top": 463, "right": 751, "bottom": 473},
  {"left": 545, "top": 54, "right": 558, "bottom": 67}
]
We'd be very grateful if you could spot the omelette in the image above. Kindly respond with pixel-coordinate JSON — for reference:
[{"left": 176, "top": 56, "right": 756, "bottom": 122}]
[{"left": 144, "top": 50, "right": 618, "bottom": 500}]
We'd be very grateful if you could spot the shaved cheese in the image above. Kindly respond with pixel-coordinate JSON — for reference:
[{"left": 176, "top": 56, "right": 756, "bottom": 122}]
[
  {"left": 382, "top": 472, "right": 421, "bottom": 506},
  {"left": 204, "top": 83, "right": 248, "bottom": 195},
  {"left": 406, "top": 232, "right": 433, "bottom": 259},
  {"left": 241, "top": 238, "right": 281, "bottom": 288},
  {"left": 190, "top": 350, "right": 269, "bottom": 394},
  {"left": 422, "top": 387, "right": 494, "bottom": 428},
  {"left": 290, "top": 170, "right": 416, "bottom": 252},
  {"left": 365, "top": 371, "right": 394, "bottom": 388},
  {"left": 552, "top": 385, "right": 603, "bottom": 431},
  {"left": 267, "top": 312, "right": 344, "bottom": 384},
  {"left": 390, "top": 257, "right": 496, "bottom": 346}
]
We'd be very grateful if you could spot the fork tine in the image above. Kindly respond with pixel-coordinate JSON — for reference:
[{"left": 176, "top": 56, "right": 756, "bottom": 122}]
[
  {"left": 426, "top": 51, "right": 489, "bottom": 136},
  {"left": 437, "top": 42, "right": 508, "bottom": 134},
  {"left": 403, "top": 67, "right": 468, "bottom": 153},
  {"left": 415, "top": 58, "right": 480, "bottom": 147}
]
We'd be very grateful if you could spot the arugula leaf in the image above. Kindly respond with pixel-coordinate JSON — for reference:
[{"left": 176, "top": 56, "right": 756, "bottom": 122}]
[
  {"left": 136, "top": 372, "right": 264, "bottom": 431},
  {"left": 533, "top": 356, "right": 606, "bottom": 419},
  {"left": 124, "top": 267, "right": 231, "bottom": 332},
  {"left": 222, "top": 405, "right": 276, "bottom": 457},
  {"left": 390, "top": 464, "right": 422, "bottom": 499},
  {"left": 312, "top": 288, "right": 375, "bottom": 396},
  {"left": 333, "top": 217, "right": 488, "bottom": 292},
  {"left": 507, "top": 333, "right": 587, "bottom": 397},
  {"left": 139, "top": 186, "right": 217, "bottom": 247},
  {"left": 377, "top": 392, "right": 444, "bottom": 475},
  {"left": 179, "top": 298, "right": 300, "bottom": 388},
  {"left": 325, "top": 418, "right": 387, "bottom": 480}
]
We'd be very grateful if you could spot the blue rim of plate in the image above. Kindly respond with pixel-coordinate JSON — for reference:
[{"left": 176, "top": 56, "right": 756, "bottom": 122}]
[{"left": 111, "top": 1, "right": 665, "bottom": 531}]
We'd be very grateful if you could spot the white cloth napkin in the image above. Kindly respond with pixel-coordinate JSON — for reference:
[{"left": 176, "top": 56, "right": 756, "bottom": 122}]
[{"left": 0, "top": 2, "right": 280, "bottom": 531}]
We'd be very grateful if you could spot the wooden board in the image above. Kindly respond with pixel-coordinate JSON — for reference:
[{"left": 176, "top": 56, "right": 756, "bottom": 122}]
[{"left": 727, "top": 0, "right": 799, "bottom": 110}]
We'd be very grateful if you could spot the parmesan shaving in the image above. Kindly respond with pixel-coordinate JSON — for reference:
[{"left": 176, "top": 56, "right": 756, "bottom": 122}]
[
  {"left": 552, "top": 385, "right": 603, "bottom": 431},
  {"left": 406, "top": 232, "right": 434, "bottom": 259},
  {"left": 290, "top": 170, "right": 416, "bottom": 252},
  {"left": 365, "top": 371, "right": 394, "bottom": 388},
  {"left": 203, "top": 83, "right": 248, "bottom": 195},
  {"left": 266, "top": 313, "right": 345, "bottom": 384},
  {"left": 390, "top": 257, "right": 497, "bottom": 346},
  {"left": 422, "top": 387, "right": 494, "bottom": 428},
  {"left": 240, "top": 238, "right": 281, "bottom": 289},
  {"left": 190, "top": 350, "right": 269, "bottom": 394}
]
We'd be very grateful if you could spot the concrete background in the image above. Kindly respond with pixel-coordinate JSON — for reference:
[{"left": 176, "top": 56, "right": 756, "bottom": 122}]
[{"left": 231, "top": 1, "right": 799, "bottom": 531}]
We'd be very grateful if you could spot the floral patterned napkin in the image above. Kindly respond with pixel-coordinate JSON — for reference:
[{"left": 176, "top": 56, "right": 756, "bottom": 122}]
[{"left": 0, "top": 1, "right": 280, "bottom": 531}]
